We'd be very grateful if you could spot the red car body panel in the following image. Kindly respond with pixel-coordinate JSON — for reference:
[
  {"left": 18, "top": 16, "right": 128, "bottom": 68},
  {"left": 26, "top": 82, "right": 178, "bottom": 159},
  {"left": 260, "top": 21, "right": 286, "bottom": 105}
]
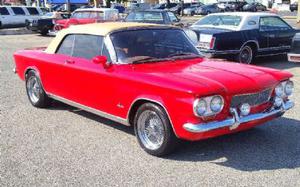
[
  {"left": 54, "top": 18, "right": 100, "bottom": 30},
  {"left": 13, "top": 49, "right": 293, "bottom": 141}
]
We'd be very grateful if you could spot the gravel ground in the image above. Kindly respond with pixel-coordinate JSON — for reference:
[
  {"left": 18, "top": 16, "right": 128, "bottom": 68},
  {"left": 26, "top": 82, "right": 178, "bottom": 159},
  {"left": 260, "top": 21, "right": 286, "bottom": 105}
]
[{"left": 0, "top": 34, "right": 300, "bottom": 186}]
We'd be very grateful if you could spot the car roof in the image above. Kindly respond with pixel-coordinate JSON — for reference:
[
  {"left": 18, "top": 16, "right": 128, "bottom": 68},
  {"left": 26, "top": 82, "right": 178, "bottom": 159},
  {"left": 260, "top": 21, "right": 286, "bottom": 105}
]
[
  {"left": 208, "top": 12, "right": 278, "bottom": 17},
  {"left": 134, "top": 9, "right": 168, "bottom": 12},
  {"left": 45, "top": 22, "right": 175, "bottom": 53},
  {"left": 74, "top": 8, "right": 117, "bottom": 12}
]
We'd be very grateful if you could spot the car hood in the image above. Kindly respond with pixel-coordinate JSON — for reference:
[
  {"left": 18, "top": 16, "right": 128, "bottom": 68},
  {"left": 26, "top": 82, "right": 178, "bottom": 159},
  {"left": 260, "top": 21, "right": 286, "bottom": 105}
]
[{"left": 130, "top": 58, "right": 291, "bottom": 96}]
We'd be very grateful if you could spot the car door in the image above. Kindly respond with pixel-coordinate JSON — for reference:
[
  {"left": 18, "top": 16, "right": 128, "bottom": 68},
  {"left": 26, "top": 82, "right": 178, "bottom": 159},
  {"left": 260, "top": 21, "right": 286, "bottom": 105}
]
[
  {"left": 52, "top": 34, "right": 118, "bottom": 114},
  {"left": 11, "top": 7, "right": 27, "bottom": 26},
  {"left": 259, "top": 16, "right": 295, "bottom": 52},
  {"left": 0, "top": 7, "right": 12, "bottom": 27}
]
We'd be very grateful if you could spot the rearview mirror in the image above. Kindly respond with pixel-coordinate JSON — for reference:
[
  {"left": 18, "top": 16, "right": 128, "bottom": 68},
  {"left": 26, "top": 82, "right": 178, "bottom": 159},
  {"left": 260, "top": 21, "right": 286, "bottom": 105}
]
[{"left": 92, "top": 56, "right": 109, "bottom": 68}]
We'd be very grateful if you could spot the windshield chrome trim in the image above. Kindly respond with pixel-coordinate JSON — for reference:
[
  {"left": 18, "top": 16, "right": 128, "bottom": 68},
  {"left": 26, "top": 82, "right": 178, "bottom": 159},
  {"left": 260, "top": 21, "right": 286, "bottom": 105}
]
[{"left": 104, "top": 34, "right": 118, "bottom": 64}]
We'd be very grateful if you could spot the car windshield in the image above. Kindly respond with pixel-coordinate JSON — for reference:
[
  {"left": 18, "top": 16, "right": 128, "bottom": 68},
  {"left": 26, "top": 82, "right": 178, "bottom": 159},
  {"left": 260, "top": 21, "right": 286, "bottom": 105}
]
[
  {"left": 195, "top": 15, "right": 242, "bottom": 28},
  {"left": 110, "top": 28, "right": 200, "bottom": 64},
  {"left": 125, "top": 12, "right": 164, "bottom": 23},
  {"left": 44, "top": 12, "right": 54, "bottom": 17},
  {"left": 72, "top": 11, "right": 104, "bottom": 19}
]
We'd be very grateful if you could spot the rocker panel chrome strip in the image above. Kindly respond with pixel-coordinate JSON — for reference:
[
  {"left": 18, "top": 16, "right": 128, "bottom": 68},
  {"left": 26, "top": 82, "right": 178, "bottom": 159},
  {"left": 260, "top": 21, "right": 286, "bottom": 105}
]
[{"left": 48, "top": 93, "right": 130, "bottom": 126}]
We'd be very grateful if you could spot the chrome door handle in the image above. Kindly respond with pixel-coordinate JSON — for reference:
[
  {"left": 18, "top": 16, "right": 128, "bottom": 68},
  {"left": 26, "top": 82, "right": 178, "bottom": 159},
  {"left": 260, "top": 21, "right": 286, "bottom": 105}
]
[
  {"left": 269, "top": 34, "right": 276, "bottom": 38},
  {"left": 65, "top": 59, "right": 75, "bottom": 64}
]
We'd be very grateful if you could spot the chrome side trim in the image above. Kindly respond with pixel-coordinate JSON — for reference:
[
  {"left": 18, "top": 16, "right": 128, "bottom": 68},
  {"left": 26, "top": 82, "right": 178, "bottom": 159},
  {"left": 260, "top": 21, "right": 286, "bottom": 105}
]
[
  {"left": 127, "top": 98, "right": 179, "bottom": 138},
  {"left": 287, "top": 53, "right": 300, "bottom": 62},
  {"left": 48, "top": 93, "right": 130, "bottom": 126},
  {"left": 258, "top": 46, "right": 290, "bottom": 52},
  {"left": 199, "top": 49, "right": 240, "bottom": 55},
  {"left": 183, "top": 100, "right": 294, "bottom": 133}
]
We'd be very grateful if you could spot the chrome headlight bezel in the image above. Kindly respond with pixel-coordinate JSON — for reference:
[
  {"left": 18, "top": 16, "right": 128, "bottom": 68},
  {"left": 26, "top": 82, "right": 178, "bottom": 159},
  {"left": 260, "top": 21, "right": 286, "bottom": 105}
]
[
  {"left": 275, "top": 80, "right": 294, "bottom": 98},
  {"left": 193, "top": 95, "right": 224, "bottom": 117},
  {"left": 284, "top": 80, "right": 294, "bottom": 96},
  {"left": 275, "top": 83, "right": 284, "bottom": 97}
]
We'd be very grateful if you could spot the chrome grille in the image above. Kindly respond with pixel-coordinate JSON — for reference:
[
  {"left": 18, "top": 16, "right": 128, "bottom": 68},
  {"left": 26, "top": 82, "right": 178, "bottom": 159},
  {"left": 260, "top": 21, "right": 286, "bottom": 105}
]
[{"left": 231, "top": 89, "right": 272, "bottom": 108}]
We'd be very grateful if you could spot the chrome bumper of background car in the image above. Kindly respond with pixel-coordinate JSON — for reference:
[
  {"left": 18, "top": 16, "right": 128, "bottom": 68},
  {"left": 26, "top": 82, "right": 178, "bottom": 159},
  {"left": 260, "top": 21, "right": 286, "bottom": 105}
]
[
  {"left": 198, "top": 48, "right": 240, "bottom": 55},
  {"left": 48, "top": 31, "right": 57, "bottom": 36},
  {"left": 13, "top": 67, "right": 17, "bottom": 74},
  {"left": 183, "top": 101, "right": 294, "bottom": 133},
  {"left": 287, "top": 53, "right": 300, "bottom": 62}
]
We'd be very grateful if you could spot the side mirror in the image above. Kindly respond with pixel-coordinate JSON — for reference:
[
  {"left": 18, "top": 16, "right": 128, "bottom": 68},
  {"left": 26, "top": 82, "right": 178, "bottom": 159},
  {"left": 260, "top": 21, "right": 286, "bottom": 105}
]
[{"left": 92, "top": 56, "right": 110, "bottom": 68}]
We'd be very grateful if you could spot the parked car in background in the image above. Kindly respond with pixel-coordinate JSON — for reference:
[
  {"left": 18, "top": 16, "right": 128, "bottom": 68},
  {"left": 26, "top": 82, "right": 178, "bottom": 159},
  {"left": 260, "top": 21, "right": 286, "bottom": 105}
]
[
  {"left": 195, "top": 4, "right": 221, "bottom": 15},
  {"left": 53, "top": 8, "right": 119, "bottom": 32},
  {"left": 125, "top": 10, "right": 183, "bottom": 27},
  {"left": 169, "top": 3, "right": 194, "bottom": 15},
  {"left": 183, "top": 3, "right": 204, "bottom": 16},
  {"left": 243, "top": 2, "right": 267, "bottom": 12},
  {"left": 13, "top": 22, "right": 294, "bottom": 156},
  {"left": 290, "top": 2, "right": 298, "bottom": 12},
  {"left": 217, "top": 1, "right": 248, "bottom": 12},
  {"left": 288, "top": 33, "right": 300, "bottom": 62},
  {"left": 152, "top": 3, "right": 177, "bottom": 9},
  {"left": 126, "top": 3, "right": 151, "bottom": 13},
  {"left": 0, "top": 6, "right": 46, "bottom": 28},
  {"left": 190, "top": 12, "right": 298, "bottom": 63},
  {"left": 26, "top": 12, "right": 70, "bottom": 35}
]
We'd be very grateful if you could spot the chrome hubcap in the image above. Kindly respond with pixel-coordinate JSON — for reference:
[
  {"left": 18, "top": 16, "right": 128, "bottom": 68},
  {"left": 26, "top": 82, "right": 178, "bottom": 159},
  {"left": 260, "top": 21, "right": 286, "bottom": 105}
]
[
  {"left": 240, "top": 47, "right": 252, "bottom": 64},
  {"left": 27, "top": 76, "right": 41, "bottom": 103},
  {"left": 137, "top": 110, "right": 165, "bottom": 150}
]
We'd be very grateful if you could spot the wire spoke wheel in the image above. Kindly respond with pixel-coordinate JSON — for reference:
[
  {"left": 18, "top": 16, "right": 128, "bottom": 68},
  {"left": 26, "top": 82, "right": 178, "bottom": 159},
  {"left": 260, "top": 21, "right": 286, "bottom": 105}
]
[{"left": 137, "top": 110, "right": 165, "bottom": 151}]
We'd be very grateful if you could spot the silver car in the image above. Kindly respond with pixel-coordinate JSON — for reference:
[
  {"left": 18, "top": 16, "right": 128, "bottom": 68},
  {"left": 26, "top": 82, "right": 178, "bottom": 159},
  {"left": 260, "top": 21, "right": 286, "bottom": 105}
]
[{"left": 183, "top": 4, "right": 203, "bottom": 16}]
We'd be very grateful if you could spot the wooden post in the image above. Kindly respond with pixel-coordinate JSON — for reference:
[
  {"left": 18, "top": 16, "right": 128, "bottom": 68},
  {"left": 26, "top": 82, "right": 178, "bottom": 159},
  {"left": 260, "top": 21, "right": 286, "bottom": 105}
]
[{"left": 94, "top": 0, "right": 99, "bottom": 8}]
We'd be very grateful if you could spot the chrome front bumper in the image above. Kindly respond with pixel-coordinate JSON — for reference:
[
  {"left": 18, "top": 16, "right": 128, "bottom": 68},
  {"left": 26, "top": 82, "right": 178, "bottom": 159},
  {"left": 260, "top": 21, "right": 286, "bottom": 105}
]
[{"left": 183, "top": 101, "right": 294, "bottom": 133}]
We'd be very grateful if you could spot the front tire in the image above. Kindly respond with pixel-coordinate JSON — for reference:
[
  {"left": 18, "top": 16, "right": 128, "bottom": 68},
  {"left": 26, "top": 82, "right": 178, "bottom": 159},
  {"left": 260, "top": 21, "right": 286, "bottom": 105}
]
[
  {"left": 26, "top": 70, "right": 51, "bottom": 108},
  {"left": 236, "top": 45, "right": 253, "bottom": 64},
  {"left": 134, "top": 103, "right": 178, "bottom": 156}
]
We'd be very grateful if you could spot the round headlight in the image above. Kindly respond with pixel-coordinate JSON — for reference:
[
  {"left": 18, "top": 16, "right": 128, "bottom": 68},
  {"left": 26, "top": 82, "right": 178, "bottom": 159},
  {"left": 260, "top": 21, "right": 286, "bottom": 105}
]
[
  {"left": 284, "top": 81, "right": 294, "bottom": 96},
  {"left": 275, "top": 84, "right": 284, "bottom": 97},
  {"left": 239, "top": 103, "right": 250, "bottom": 116},
  {"left": 194, "top": 99, "right": 207, "bottom": 116},
  {"left": 210, "top": 96, "right": 224, "bottom": 113},
  {"left": 274, "top": 97, "right": 283, "bottom": 107}
]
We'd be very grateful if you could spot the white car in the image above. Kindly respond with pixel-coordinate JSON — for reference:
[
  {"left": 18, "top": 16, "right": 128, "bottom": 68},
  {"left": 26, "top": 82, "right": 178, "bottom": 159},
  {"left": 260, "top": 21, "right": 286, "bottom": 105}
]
[{"left": 0, "top": 6, "right": 45, "bottom": 29}]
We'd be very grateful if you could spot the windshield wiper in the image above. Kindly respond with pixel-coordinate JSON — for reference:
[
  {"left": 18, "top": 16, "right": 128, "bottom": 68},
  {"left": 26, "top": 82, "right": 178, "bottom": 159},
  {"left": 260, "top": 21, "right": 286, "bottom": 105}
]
[
  {"left": 131, "top": 56, "right": 170, "bottom": 64},
  {"left": 168, "top": 52, "right": 201, "bottom": 59}
]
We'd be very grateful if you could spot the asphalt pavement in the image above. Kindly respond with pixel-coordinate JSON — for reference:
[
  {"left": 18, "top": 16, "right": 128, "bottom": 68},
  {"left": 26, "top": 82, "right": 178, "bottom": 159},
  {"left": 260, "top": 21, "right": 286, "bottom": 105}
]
[{"left": 0, "top": 34, "right": 300, "bottom": 186}]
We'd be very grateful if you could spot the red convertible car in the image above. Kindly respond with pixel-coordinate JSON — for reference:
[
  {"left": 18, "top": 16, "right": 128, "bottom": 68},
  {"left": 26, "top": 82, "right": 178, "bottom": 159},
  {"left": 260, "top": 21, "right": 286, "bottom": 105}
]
[
  {"left": 14, "top": 23, "right": 294, "bottom": 156},
  {"left": 53, "top": 8, "right": 119, "bottom": 32}
]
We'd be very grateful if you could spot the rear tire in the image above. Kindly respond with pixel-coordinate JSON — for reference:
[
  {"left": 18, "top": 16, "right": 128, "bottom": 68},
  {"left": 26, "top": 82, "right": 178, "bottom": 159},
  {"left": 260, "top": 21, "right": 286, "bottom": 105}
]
[
  {"left": 25, "top": 70, "right": 51, "bottom": 108},
  {"left": 40, "top": 29, "right": 48, "bottom": 36},
  {"left": 236, "top": 45, "right": 253, "bottom": 64},
  {"left": 134, "top": 103, "right": 178, "bottom": 156}
]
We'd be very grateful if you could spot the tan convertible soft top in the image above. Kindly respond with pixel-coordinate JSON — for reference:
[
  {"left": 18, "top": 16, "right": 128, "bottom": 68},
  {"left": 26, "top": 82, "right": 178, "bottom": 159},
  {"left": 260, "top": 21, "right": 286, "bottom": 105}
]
[{"left": 45, "top": 22, "right": 173, "bottom": 54}]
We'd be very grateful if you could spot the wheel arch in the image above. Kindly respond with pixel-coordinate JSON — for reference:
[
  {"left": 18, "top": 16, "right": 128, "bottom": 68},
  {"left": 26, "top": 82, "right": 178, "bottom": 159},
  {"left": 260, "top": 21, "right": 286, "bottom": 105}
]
[
  {"left": 24, "top": 66, "right": 40, "bottom": 79},
  {"left": 127, "top": 98, "right": 179, "bottom": 138},
  {"left": 24, "top": 67, "right": 47, "bottom": 93},
  {"left": 240, "top": 40, "right": 259, "bottom": 54}
]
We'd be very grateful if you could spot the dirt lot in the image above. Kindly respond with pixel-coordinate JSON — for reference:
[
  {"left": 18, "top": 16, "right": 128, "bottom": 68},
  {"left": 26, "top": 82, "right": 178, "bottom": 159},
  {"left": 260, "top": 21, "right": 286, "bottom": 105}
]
[{"left": 0, "top": 34, "right": 299, "bottom": 186}]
